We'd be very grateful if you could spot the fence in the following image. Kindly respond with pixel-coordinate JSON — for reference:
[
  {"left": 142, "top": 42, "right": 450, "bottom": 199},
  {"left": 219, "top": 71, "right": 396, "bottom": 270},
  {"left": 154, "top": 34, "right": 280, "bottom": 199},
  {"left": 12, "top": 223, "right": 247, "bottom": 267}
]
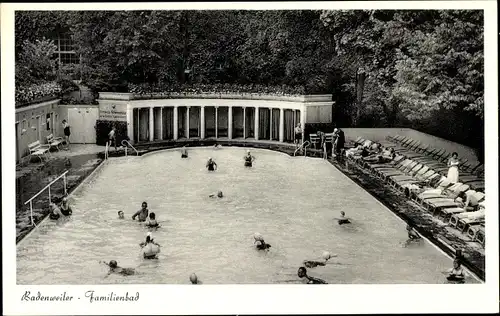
[{"left": 24, "top": 170, "right": 69, "bottom": 226}]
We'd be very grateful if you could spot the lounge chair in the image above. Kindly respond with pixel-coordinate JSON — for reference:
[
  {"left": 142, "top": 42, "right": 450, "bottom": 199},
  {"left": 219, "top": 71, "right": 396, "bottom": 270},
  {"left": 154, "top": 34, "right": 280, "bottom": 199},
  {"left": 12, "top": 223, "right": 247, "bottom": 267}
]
[
  {"left": 414, "top": 180, "right": 459, "bottom": 203},
  {"left": 449, "top": 208, "right": 485, "bottom": 229},
  {"left": 456, "top": 218, "right": 485, "bottom": 233},
  {"left": 475, "top": 227, "right": 485, "bottom": 246},
  {"left": 386, "top": 163, "right": 426, "bottom": 186},
  {"left": 391, "top": 171, "right": 440, "bottom": 192},
  {"left": 378, "top": 161, "right": 419, "bottom": 180},
  {"left": 370, "top": 158, "right": 412, "bottom": 175},
  {"left": 467, "top": 225, "right": 483, "bottom": 241},
  {"left": 436, "top": 191, "right": 485, "bottom": 220},
  {"left": 422, "top": 184, "right": 471, "bottom": 207}
]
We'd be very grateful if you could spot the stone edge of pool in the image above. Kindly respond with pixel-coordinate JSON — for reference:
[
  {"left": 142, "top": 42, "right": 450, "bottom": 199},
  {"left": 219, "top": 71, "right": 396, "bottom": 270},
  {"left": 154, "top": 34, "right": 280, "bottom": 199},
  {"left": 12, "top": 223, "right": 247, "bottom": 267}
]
[{"left": 17, "top": 139, "right": 486, "bottom": 282}]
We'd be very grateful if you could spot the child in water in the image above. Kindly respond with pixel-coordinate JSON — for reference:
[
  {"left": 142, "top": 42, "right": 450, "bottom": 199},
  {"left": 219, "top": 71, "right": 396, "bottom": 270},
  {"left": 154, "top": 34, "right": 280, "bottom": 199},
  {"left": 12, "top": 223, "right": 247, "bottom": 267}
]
[
  {"left": 118, "top": 211, "right": 125, "bottom": 219},
  {"left": 146, "top": 212, "right": 159, "bottom": 228},
  {"left": 297, "top": 267, "right": 328, "bottom": 284},
  {"left": 190, "top": 273, "right": 202, "bottom": 284},
  {"left": 100, "top": 260, "right": 135, "bottom": 276},
  {"left": 303, "top": 251, "right": 337, "bottom": 268},
  {"left": 209, "top": 191, "right": 224, "bottom": 198},
  {"left": 180, "top": 146, "right": 188, "bottom": 158},
  {"left": 446, "top": 260, "right": 466, "bottom": 283},
  {"left": 401, "top": 225, "right": 422, "bottom": 247},
  {"left": 60, "top": 197, "right": 72, "bottom": 216},
  {"left": 48, "top": 203, "right": 65, "bottom": 220},
  {"left": 206, "top": 157, "right": 217, "bottom": 171},
  {"left": 140, "top": 232, "right": 161, "bottom": 259},
  {"left": 253, "top": 232, "right": 271, "bottom": 250},
  {"left": 334, "top": 211, "right": 351, "bottom": 225}
]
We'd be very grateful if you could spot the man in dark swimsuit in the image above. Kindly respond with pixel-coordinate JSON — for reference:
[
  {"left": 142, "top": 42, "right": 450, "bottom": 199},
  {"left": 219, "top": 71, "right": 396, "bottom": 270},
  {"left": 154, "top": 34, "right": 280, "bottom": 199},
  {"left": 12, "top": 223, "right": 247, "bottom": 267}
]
[
  {"left": 132, "top": 202, "right": 149, "bottom": 222},
  {"left": 244, "top": 150, "right": 254, "bottom": 167},
  {"left": 297, "top": 267, "right": 328, "bottom": 284},
  {"left": 62, "top": 120, "right": 71, "bottom": 150},
  {"left": 206, "top": 157, "right": 217, "bottom": 171}
]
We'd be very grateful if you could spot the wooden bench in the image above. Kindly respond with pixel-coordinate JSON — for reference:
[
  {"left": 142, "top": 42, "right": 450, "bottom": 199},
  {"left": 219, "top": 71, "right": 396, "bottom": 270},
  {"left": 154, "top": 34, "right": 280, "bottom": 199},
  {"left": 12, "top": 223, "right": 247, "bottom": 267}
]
[
  {"left": 28, "top": 140, "right": 50, "bottom": 162},
  {"left": 46, "top": 134, "right": 64, "bottom": 151}
]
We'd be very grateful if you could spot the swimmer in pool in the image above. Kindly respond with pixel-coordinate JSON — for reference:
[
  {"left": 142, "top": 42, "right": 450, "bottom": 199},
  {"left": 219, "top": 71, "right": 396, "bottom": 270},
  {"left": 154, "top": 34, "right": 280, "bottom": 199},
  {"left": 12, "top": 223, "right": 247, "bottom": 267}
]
[
  {"left": 401, "top": 225, "right": 422, "bottom": 247},
  {"left": 146, "top": 212, "right": 159, "bottom": 228},
  {"left": 243, "top": 150, "right": 255, "bottom": 167},
  {"left": 209, "top": 191, "right": 224, "bottom": 198},
  {"left": 297, "top": 267, "right": 328, "bottom": 284},
  {"left": 181, "top": 146, "right": 188, "bottom": 158},
  {"left": 253, "top": 232, "right": 271, "bottom": 250},
  {"left": 190, "top": 273, "right": 203, "bottom": 284},
  {"left": 406, "top": 225, "right": 421, "bottom": 240},
  {"left": 140, "top": 232, "right": 161, "bottom": 259},
  {"left": 132, "top": 201, "right": 149, "bottom": 222},
  {"left": 303, "top": 251, "right": 337, "bottom": 268},
  {"left": 445, "top": 259, "right": 466, "bottom": 283},
  {"left": 206, "top": 157, "right": 217, "bottom": 171},
  {"left": 48, "top": 203, "right": 64, "bottom": 220},
  {"left": 118, "top": 211, "right": 125, "bottom": 219},
  {"left": 100, "top": 260, "right": 135, "bottom": 276},
  {"left": 333, "top": 211, "right": 351, "bottom": 225},
  {"left": 60, "top": 197, "right": 72, "bottom": 216}
]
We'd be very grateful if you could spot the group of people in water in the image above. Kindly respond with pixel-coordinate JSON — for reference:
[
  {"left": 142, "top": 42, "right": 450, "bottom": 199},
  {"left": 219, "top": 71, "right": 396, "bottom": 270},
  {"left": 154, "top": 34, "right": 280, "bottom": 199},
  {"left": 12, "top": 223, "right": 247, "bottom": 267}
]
[{"left": 51, "top": 143, "right": 466, "bottom": 284}]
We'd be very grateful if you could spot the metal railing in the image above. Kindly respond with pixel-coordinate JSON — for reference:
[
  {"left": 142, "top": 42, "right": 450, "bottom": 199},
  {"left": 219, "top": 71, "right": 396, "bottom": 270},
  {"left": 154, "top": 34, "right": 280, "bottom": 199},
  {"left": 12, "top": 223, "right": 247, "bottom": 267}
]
[
  {"left": 24, "top": 170, "right": 69, "bottom": 226},
  {"left": 121, "top": 140, "right": 139, "bottom": 156},
  {"left": 294, "top": 140, "right": 311, "bottom": 156}
]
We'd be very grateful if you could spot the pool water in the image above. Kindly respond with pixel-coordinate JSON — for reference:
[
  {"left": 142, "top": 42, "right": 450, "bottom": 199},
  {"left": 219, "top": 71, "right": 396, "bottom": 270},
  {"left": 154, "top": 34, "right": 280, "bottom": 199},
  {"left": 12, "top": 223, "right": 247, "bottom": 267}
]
[{"left": 17, "top": 147, "right": 476, "bottom": 284}]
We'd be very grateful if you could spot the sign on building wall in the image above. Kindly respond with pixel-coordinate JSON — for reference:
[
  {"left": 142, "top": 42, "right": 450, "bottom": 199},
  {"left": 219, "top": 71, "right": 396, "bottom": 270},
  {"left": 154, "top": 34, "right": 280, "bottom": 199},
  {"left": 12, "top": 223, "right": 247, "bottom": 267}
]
[{"left": 99, "top": 103, "right": 127, "bottom": 121}]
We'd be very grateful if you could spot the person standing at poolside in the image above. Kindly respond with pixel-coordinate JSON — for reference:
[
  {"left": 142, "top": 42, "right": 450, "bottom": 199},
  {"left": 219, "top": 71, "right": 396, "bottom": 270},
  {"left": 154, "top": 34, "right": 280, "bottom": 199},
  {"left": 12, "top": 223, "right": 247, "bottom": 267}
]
[
  {"left": 447, "top": 152, "right": 460, "bottom": 183},
  {"left": 132, "top": 201, "right": 149, "bottom": 222},
  {"left": 294, "top": 123, "right": 302, "bottom": 147},
  {"left": 333, "top": 128, "right": 345, "bottom": 157},
  {"left": 108, "top": 126, "right": 117, "bottom": 151},
  {"left": 62, "top": 120, "right": 71, "bottom": 150},
  {"left": 206, "top": 157, "right": 217, "bottom": 171}
]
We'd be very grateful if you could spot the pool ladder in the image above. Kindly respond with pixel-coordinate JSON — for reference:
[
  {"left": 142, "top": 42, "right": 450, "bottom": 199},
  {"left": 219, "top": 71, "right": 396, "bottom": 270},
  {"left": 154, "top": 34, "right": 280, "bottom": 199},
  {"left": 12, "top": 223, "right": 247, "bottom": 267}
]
[
  {"left": 294, "top": 141, "right": 311, "bottom": 157},
  {"left": 121, "top": 140, "right": 139, "bottom": 156}
]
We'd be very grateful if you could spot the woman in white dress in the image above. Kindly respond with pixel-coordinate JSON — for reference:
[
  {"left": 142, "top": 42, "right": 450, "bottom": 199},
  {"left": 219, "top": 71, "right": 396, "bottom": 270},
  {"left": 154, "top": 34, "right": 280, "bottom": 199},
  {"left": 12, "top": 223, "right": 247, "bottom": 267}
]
[{"left": 447, "top": 152, "right": 460, "bottom": 183}]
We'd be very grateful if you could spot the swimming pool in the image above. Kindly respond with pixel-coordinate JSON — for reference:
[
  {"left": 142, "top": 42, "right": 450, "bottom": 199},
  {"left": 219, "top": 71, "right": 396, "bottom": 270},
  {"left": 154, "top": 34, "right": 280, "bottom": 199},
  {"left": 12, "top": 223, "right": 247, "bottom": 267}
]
[{"left": 17, "top": 147, "right": 476, "bottom": 284}]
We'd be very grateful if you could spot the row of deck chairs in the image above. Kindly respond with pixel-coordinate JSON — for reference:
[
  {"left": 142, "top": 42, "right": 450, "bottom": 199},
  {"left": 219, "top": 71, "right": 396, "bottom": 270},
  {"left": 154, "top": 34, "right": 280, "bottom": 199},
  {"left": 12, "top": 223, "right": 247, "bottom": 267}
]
[
  {"left": 363, "top": 135, "right": 485, "bottom": 191},
  {"left": 384, "top": 135, "right": 485, "bottom": 178},
  {"left": 348, "top": 137, "right": 486, "bottom": 248}
]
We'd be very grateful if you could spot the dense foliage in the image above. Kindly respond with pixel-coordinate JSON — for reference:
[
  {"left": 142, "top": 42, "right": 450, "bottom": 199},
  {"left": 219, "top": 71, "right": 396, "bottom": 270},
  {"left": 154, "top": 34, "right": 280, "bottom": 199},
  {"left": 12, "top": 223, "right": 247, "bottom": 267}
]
[{"left": 15, "top": 10, "right": 484, "bottom": 158}]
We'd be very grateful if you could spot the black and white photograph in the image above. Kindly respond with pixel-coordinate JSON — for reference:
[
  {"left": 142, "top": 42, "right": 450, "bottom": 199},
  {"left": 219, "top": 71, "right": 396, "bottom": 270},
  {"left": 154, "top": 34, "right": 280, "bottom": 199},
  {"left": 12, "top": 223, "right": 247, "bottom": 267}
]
[{"left": 2, "top": 1, "right": 498, "bottom": 315}]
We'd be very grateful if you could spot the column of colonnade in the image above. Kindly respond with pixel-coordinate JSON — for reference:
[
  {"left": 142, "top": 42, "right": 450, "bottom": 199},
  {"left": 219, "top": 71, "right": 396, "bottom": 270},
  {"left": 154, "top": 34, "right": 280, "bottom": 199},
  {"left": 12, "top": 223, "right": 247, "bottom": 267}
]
[{"left": 131, "top": 105, "right": 298, "bottom": 144}]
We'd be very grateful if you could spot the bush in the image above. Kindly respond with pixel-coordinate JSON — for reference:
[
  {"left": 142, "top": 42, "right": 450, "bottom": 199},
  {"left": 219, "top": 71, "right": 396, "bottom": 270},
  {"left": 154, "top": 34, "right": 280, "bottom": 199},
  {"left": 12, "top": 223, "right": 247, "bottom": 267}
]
[
  {"left": 128, "top": 82, "right": 308, "bottom": 96},
  {"left": 95, "top": 120, "right": 128, "bottom": 146},
  {"left": 15, "top": 81, "right": 62, "bottom": 107},
  {"left": 57, "top": 78, "right": 79, "bottom": 94}
]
